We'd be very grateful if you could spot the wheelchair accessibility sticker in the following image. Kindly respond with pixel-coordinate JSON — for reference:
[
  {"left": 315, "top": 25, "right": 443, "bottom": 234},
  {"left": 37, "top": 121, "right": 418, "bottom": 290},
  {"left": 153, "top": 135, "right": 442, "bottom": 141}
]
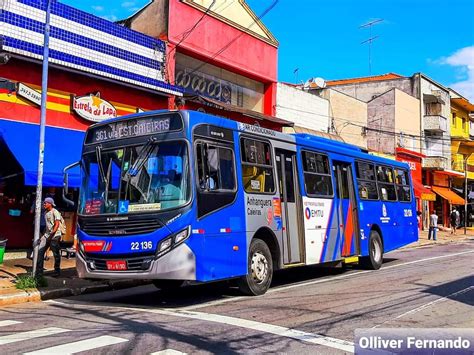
[{"left": 118, "top": 200, "right": 129, "bottom": 214}]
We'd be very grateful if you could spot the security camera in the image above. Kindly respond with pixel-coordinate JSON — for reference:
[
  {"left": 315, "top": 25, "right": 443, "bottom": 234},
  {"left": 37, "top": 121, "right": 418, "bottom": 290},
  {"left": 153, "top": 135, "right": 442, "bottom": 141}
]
[{"left": 0, "top": 53, "right": 10, "bottom": 65}]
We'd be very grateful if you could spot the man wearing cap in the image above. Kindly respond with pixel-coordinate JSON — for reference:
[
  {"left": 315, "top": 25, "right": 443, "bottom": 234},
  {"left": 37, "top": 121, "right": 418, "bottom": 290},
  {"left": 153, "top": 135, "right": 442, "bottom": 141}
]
[{"left": 36, "top": 197, "right": 62, "bottom": 277}]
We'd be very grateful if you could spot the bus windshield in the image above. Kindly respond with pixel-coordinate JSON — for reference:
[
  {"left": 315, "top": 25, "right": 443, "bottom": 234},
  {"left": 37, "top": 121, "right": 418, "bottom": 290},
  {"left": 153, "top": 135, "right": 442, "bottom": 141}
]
[{"left": 79, "top": 141, "right": 190, "bottom": 215}]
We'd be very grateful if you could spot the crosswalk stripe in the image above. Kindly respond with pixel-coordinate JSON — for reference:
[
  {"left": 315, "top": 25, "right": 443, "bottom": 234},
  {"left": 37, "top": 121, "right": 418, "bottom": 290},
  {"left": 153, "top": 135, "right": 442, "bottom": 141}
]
[
  {"left": 0, "top": 327, "right": 70, "bottom": 345},
  {"left": 0, "top": 320, "right": 22, "bottom": 327},
  {"left": 150, "top": 350, "right": 187, "bottom": 355},
  {"left": 23, "top": 335, "right": 129, "bottom": 354}
]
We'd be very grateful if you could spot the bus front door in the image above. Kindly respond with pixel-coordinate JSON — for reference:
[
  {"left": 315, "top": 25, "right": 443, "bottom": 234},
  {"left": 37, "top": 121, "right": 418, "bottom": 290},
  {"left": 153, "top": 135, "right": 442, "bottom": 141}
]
[
  {"left": 275, "top": 149, "right": 304, "bottom": 265},
  {"left": 333, "top": 162, "right": 360, "bottom": 258}
]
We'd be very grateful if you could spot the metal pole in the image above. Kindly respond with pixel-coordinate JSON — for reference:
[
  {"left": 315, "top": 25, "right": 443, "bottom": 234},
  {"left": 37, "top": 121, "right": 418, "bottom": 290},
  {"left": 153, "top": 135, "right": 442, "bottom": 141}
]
[
  {"left": 32, "top": 0, "right": 52, "bottom": 277},
  {"left": 465, "top": 158, "right": 468, "bottom": 235}
]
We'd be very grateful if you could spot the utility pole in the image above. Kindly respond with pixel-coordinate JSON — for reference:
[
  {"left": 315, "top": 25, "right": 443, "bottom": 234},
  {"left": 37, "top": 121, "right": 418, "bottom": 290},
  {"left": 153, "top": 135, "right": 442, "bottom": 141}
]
[
  {"left": 465, "top": 158, "right": 468, "bottom": 235},
  {"left": 32, "top": 0, "right": 52, "bottom": 277},
  {"left": 360, "top": 19, "right": 383, "bottom": 75}
]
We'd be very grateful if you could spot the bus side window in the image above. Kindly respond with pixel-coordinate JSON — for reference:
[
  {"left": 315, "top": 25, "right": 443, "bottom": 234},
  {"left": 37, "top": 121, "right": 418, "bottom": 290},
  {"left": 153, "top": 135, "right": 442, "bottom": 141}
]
[
  {"left": 355, "top": 161, "right": 379, "bottom": 200},
  {"left": 195, "top": 141, "right": 237, "bottom": 219},
  {"left": 196, "top": 142, "right": 235, "bottom": 192},
  {"left": 240, "top": 138, "right": 275, "bottom": 194},
  {"left": 302, "top": 151, "right": 333, "bottom": 197},
  {"left": 376, "top": 165, "right": 397, "bottom": 201}
]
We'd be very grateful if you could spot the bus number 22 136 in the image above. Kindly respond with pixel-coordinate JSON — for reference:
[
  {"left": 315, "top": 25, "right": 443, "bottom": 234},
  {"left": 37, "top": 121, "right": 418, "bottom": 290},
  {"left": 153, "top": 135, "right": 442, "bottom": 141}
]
[{"left": 131, "top": 241, "right": 153, "bottom": 250}]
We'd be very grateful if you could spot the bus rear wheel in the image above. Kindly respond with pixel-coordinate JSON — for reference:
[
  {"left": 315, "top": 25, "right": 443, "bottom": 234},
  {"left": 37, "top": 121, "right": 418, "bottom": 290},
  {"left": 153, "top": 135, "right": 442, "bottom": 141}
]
[
  {"left": 361, "top": 230, "right": 383, "bottom": 270},
  {"left": 238, "top": 238, "right": 273, "bottom": 296}
]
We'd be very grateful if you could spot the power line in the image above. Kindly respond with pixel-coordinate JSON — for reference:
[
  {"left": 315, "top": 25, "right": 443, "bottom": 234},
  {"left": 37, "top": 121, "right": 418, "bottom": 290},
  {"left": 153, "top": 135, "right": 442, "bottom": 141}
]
[{"left": 174, "top": 0, "right": 279, "bottom": 84}]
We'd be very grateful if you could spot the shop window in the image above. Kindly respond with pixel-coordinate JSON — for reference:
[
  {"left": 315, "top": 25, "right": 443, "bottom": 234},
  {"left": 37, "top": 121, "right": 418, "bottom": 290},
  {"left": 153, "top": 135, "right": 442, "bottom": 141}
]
[
  {"left": 355, "top": 161, "right": 378, "bottom": 200},
  {"left": 240, "top": 138, "right": 275, "bottom": 193},
  {"left": 302, "top": 151, "right": 333, "bottom": 197}
]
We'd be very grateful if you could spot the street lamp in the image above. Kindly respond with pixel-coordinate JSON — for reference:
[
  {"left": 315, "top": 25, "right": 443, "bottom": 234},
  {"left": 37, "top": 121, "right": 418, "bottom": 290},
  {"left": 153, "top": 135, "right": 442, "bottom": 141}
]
[{"left": 32, "top": 0, "right": 52, "bottom": 277}]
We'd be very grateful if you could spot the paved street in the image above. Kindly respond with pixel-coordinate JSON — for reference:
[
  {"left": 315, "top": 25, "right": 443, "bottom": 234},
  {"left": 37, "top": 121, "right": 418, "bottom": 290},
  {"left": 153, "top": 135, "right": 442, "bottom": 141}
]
[{"left": 0, "top": 240, "right": 472, "bottom": 354}]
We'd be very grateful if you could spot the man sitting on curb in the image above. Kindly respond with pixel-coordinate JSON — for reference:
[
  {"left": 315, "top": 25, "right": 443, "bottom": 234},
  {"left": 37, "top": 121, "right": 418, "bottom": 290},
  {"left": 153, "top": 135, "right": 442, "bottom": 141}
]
[{"left": 35, "top": 197, "right": 63, "bottom": 277}]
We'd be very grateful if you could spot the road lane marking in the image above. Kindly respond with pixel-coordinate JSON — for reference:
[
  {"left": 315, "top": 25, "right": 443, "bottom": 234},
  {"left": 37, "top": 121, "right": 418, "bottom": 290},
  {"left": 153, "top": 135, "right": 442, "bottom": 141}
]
[
  {"left": 23, "top": 335, "right": 128, "bottom": 354},
  {"left": 0, "top": 320, "right": 22, "bottom": 327},
  {"left": 150, "top": 350, "right": 187, "bottom": 355},
  {"left": 0, "top": 327, "right": 70, "bottom": 345},
  {"left": 47, "top": 301, "right": 354, "bottom": 353},
  {"left": 372, "top": 285, "right": 474, "bottom": 329},
  {"left": 183, "top": 249, "right": 474, "bottom": 310}
]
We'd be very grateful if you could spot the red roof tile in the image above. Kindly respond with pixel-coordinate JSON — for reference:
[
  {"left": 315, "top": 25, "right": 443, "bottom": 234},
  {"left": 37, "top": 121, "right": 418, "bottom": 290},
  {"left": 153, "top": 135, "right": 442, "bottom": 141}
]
[{"left": 326, "top": 73, "right": 404, "bottom": 86}]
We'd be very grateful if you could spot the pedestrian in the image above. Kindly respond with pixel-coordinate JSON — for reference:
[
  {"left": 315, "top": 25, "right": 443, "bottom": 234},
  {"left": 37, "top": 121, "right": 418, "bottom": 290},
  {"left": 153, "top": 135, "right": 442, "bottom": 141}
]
[
  {"left": 450, "top": 208, "right": 458, "bottom": 235},
  {"left": 428, "top": 210, "right": 438, "bottom": 241},
  {"left": 416, "top": 211, "right": 422, "bottom": 230},
  {"left": 35, "top": 197, "right": 64, "bottom": 277}
]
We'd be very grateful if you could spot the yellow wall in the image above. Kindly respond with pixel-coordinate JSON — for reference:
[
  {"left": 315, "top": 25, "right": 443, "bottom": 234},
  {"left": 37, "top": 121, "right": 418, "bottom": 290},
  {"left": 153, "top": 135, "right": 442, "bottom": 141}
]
[{"left": 451, "top": 103, "right": 470, "bottom": 138}]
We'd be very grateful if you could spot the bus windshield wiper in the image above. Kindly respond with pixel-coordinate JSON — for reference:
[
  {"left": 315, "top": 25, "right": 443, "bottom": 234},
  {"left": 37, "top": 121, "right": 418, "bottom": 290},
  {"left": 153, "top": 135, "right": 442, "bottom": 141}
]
[
  {"left": 125, "top": 137, "right": 157, "bottom": 179},
  {"left": 95, "top": 146, "right": 108, "bottom": 186}
]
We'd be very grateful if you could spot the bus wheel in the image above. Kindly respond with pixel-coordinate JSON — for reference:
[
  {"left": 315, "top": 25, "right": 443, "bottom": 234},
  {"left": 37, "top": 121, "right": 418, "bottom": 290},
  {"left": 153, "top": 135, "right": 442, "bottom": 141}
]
[
  {"left": 152, "top": 280, "right": 184, "bottom": 291},
  {"left": 238, "top": 238, "right": 273, "bottom": 296},
  {"left": 361, "top": 230, "right": 383, "bottom": 270}
]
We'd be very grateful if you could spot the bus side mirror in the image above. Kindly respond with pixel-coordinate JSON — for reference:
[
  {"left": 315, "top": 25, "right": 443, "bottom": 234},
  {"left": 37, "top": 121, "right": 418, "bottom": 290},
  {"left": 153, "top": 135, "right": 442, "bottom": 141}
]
[{"left": 63, "top": 161, "right": 80, "bottom": 207}]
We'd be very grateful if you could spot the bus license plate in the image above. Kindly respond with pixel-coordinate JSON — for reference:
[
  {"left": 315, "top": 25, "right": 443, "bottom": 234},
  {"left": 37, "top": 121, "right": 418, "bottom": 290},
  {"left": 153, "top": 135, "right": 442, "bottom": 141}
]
[{"left": 106, "top": 260, "right": 127, "bottom": 271}]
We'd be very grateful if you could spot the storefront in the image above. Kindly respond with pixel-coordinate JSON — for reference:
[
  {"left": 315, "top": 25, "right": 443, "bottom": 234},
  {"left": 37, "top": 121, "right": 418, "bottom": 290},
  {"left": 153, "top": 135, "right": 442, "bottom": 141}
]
[
  {"left": 0, "top": 0, "right": 181, "bottom": 248},
  {"left": 428, "top": 170, "right": 466, "bottom": 227}
]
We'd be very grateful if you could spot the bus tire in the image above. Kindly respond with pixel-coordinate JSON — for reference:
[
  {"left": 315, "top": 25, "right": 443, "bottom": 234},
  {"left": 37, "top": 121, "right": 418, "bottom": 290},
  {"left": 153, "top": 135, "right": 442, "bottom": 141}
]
[
  {"left": 238, "top": 238, "right": 273, "bottom": 296},
  {"left": 152, "top": 280, "right": 184, "bottom": 291},
  {"left": 361, "top": 230, "right": 383, "bottom": 270}
]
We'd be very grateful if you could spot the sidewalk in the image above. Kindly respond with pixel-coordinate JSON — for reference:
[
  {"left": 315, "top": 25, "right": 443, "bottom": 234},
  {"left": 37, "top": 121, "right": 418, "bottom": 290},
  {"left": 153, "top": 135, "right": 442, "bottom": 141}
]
[
  {"left": 1, "top": 229, "right": 473, "bottom": 307},
  {"left": 0, "top": 254, "right": 149, "bottom": 307},
  {"left": 405, "top": 227, "right": 474, "bottom": 249}
]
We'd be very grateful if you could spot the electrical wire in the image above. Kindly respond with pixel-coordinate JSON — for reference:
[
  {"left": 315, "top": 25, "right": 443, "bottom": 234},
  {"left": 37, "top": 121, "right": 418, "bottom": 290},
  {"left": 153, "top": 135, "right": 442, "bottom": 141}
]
[{"left": 174, "top": 0, "right": 279, "bottom": 84}]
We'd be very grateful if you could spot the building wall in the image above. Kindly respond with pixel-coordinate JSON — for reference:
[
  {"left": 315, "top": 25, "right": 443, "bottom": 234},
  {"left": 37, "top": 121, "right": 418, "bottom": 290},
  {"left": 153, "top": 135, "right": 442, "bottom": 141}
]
[
  {"left": 419, "top": 76, "right": 451, "bottom": 168},
  {"left": 124, "top": 0, "right": 169, "bottom": 39},
  {"left": 275, "top": 84, "right": 329, "bottom": 132},
  {"left": 394, "top": 89, "right": 421, "bottom": 152},
  {"left": 168, "top": 0, "right": 277, "bottom": 83},
  {"left": 451, "top": 102, "right": 470, "bottom": 139},
  {"left": 367, "top": 89, "right": 395, "bottom": 154},
  {"left": 318, "top": 89, "right": 368, "bottom": 148},
  {"left": 329, "top": 78, "right": 415, "bottom": 103}
]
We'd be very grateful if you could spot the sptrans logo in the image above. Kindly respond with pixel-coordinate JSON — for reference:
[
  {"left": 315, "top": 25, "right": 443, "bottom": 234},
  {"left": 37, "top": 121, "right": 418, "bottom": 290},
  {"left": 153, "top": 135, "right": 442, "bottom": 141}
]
[{"left": 305, "top": 207, "right": 324, "bottom": 220}]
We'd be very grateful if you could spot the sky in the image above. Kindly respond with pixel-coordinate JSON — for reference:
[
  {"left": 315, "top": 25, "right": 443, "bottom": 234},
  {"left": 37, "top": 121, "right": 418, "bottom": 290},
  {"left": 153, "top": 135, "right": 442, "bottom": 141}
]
[{"left": 61, "top": 0, "right": 474, "bottom": 101}]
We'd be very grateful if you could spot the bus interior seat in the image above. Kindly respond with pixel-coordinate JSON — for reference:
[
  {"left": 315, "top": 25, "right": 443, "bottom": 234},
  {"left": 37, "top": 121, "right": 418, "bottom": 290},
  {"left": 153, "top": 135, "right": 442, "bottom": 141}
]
[{"left": 243, "top": 166, "right": 265, "bottom": 192}]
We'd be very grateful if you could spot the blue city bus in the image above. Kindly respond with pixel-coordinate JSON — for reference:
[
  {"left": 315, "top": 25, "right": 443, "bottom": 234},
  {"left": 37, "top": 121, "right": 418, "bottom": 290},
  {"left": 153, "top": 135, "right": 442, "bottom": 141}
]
[{"left": 64, "top": 110, "right": 418, "bottom": 295}]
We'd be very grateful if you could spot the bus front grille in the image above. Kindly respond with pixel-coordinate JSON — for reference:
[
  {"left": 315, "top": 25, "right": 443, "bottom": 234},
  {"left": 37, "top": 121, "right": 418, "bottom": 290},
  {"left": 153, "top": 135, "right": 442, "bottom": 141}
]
[
  {"left": 79, "top": 218, "right": 162, "bottom": 236},
  {"left": 85, "top": 253, "right": 155, "bottom": 271}
]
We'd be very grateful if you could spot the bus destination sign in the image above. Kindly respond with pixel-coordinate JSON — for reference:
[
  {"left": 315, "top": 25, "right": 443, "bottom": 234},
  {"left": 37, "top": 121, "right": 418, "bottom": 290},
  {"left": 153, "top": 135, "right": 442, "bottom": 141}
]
[{"left": 85, "top": 114, "right": 183, "bottom": 144}]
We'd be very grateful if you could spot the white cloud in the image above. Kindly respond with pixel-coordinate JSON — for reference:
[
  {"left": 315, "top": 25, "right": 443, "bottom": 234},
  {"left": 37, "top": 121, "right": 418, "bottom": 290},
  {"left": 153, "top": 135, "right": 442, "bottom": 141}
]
[
  {"left": 121, "top": 1, "right": 136, "bottom": 8},
  {"left": 443, "top": 46, "right": 474, "bottom": 101},
  {"left": 101, "top": 14, "right": 118, "bottom": 22},
  {"left": 92, "top": 6, "right": 104, "bottom": 12}
]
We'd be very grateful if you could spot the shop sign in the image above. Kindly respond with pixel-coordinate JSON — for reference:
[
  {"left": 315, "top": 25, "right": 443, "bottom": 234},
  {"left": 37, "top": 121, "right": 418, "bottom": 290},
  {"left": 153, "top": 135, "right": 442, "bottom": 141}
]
[
  {"left": 16, "top": 82, "right": 41, "bottom": 106},
  {"left": 72, "top": 93, "right": 117, "bottom": 123}
]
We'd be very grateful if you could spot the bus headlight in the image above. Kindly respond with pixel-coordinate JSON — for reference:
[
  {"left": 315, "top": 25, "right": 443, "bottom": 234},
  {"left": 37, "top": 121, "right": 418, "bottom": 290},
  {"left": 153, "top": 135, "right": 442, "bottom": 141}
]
[
  {"left": 174, "top": 226, "right": 190, "bottom": 245},
  {"left": 158, "top": 238, "right": 172, "bottom": 254}
]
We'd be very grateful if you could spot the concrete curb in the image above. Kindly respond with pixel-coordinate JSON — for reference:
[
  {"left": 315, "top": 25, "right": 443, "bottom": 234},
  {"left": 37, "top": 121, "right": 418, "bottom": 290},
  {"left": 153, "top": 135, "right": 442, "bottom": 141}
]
[{"left": 0, "top": 280, "right": 150, "bottom": 307}]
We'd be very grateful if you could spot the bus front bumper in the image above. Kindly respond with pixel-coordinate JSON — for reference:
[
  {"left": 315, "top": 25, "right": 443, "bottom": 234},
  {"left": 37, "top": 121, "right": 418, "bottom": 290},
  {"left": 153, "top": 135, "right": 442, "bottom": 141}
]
[{"left": 76, "top": 243, "right": 197, "bottom": 280}]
